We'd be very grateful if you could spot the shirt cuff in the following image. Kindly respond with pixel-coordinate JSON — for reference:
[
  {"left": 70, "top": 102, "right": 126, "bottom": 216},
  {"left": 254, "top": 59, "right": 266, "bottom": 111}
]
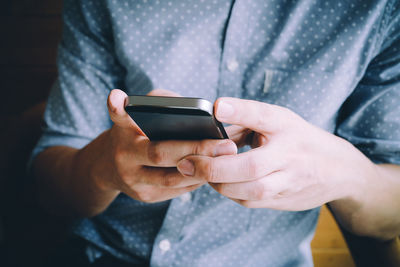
[{"left": 27, "top": 130, "right": 92, "bottom": 175}]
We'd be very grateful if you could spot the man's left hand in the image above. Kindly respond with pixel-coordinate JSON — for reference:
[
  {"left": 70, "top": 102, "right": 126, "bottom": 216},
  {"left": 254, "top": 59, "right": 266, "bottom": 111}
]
[{"left": 177, "top": 97, "right": 375, "bottom": 211}]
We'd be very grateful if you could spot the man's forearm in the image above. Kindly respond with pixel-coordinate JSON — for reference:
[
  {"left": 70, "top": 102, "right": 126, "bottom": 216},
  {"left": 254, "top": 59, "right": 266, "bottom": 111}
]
[
  {"left": 329, "top": 163, "right": 400, "bottom": 240},
  {"left": 33, "top": 130, "right": 119, "bottom": 218}
]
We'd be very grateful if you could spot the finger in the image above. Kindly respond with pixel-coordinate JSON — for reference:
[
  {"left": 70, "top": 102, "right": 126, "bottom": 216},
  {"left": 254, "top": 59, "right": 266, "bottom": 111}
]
[
  {"left": 108, "top": 89, "right": 141, "bottom": 130},
  {"left": 209, "top": 171, "right": 288, "bottom": 201},
  {"left": 214, "top": 97, "right": 299, "bottom": 134},
  {"left": 226, "top": 174, "right": 324, "bottom": 210},
  {"left": 231, "top": 194, "right": 321, "bottom": 211},
  {"left": 147, "top": 89, "right": 181, "bottom": 97},
  {"left": 177, "top": 146, "right": 281, "bottom": 183},
  {"left": 134, "top": 138, "right": 237, "bottom": 167},
  {"left": 138, "top": 166, "right": 204, "bottom": 188},
  {"left": 225, "top": 125, "right": 254, "bottom": 147},
  {"left": 124, "top": 183, "right": 203, "bottom": 203}
]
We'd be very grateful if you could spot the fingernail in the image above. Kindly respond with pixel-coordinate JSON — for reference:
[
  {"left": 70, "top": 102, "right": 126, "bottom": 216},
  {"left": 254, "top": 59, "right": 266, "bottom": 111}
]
[
  {"left": 214, "top": 142, "right": 237, "bottom": 156},
  {"left": 177, "top": 159, "right": 195, "bottom": 176},
  {"left": 216, "top": 101, "right": 234, "bottom": 118}
]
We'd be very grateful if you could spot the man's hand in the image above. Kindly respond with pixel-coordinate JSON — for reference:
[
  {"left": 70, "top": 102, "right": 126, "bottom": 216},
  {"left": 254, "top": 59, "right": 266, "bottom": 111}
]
[
  {"left": 97, "top": 89, "right": 237, "bottom": 203},
  {"left": 176, "top": 97, "right": 375, "bottom": 211},
  {"left": 33, "top": 89, "right": 237, "bottom": 217}
]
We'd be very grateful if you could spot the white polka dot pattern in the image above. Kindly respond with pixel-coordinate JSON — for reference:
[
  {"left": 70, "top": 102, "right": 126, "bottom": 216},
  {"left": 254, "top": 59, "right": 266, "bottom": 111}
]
[{"left": 31, "top": 0, "right": 400, "bottom": 266}]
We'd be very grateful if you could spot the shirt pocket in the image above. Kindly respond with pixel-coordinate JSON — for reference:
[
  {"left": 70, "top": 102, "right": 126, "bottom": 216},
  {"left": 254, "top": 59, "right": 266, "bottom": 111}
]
[{"left": 244, "top": 68, "right": 291, "bottom": 100}]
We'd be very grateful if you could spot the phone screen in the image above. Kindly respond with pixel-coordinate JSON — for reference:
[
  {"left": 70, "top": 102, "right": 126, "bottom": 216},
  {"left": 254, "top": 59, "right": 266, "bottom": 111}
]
[{"left": 126, "top": 109, "right": 227, "bottom": 141}]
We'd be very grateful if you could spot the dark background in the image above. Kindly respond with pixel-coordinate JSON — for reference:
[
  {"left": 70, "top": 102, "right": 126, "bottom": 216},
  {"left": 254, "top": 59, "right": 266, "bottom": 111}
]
[
  {"left": 0, "top": 0, "right": 62, "bottom": 121},
  {"left": 0, "top": 1, "right": 64, "bottom": 266}
]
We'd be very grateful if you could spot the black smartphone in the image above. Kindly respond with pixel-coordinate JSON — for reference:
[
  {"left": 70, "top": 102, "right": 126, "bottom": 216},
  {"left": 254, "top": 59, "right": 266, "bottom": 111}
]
[{"left": 125, "top": 95, "right": 228, "bottom": 141}]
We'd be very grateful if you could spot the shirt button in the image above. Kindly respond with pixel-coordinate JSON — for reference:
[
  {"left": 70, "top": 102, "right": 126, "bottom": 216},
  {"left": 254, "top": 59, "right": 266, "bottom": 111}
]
[
  {"left": 179, "top": 192, "right": 191, "bottom": 203},
  {"left": 159, "top": 239, "right": 171, "bottom": 252},
  {"left": 227, "top": 59, "right": 239, "bottom": 72}
]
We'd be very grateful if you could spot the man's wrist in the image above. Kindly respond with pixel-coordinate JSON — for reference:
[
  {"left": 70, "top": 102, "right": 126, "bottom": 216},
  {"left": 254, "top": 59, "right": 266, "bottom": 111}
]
[
  {"left": 330, "top": 137, "right": 376, "bottom": 202},
  {"left": 328, "top": 141, "right": 400, "bottom": 239},
  {"left": 70, "top": 130, "right": 120, "bottom": 217},
  {"left": 82, "top": 129, "right": 120, "bottom": 193}
]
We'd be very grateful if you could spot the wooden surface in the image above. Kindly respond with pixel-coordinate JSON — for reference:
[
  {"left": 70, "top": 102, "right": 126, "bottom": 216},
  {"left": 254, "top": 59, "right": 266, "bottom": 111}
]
[{"left": 312, "top": 206, "right": 355, "bottom": 267}]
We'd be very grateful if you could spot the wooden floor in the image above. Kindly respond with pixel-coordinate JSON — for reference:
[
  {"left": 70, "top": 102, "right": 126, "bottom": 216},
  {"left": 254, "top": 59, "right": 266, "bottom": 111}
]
[{"left": 311, "top": 206, "right": 355, "bottom": 267}]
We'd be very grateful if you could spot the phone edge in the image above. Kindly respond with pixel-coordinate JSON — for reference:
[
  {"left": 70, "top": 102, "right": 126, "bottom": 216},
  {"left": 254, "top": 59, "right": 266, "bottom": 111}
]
[{"left": 126, "top": 95, "right": 214, "bottom": 115}]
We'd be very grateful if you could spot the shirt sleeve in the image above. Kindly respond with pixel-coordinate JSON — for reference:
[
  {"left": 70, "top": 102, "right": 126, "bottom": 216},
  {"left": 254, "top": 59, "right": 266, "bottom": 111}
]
[
  {"left": 335, "top": 1, "right": 400, "bottom": 165},
  {"left": 31, "top": 0, "right": 125, "bottom": 161}
]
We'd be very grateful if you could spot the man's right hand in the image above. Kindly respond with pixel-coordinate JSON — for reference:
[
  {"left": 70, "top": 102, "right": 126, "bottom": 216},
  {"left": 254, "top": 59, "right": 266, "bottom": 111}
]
[
  {"left": 33, "top": 89, "right": 237, "bottom": 217},
  {"left": 94, "top": 89, "right": 237, "bottom": 203}
]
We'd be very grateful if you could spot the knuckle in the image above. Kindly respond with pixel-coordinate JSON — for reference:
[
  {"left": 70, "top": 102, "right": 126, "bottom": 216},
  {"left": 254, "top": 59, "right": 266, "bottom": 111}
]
[
  {"left": 161, "top": 175, "right": 180, "bottom": 188},
  {"left": 246, "top": 156, "right": 264, "bottom": 178},
  {"left": 251, "top": 182, "right": 265, "bottom": 201},
  {"left": 273, "top": 190, "right": 288, "bottom": 199},
  {"left": 193, "top": 140, "right": 210, "bottom": 156},
  {"left": 147, "top": 142, "right": 165, "bottom": 165},
  {"left": 203, "top": 159, "right": 219, "bottom": 182}
]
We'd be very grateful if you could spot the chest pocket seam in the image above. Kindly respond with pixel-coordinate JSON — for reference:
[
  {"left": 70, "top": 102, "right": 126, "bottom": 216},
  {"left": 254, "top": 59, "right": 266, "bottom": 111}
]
[{"left": 262, "top": 69, "right": 291, "bottom": 94}]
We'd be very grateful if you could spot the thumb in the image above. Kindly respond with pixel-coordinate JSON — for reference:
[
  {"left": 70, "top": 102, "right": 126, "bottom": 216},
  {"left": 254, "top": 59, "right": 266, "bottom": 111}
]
[{"left": 107, "top": 89, "right": 138, "bottom": 129}]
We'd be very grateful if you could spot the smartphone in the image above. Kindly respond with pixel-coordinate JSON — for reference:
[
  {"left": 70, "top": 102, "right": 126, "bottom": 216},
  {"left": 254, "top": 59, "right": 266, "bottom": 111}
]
[{"left": 125, "top": 95, "right": 228, "bottom": 141}]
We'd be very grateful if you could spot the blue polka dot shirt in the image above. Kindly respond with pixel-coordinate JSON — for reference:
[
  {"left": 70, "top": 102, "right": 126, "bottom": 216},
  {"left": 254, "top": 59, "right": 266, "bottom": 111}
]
[{"left": 32, "top": 0, "right": 400, "bottom": 266}]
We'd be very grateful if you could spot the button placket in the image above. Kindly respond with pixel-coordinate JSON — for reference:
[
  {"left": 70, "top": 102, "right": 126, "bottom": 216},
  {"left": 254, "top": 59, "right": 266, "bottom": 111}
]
[
  {"left": 150, "top": 189, "right": 198, "bottom": 266},
  {"left": 215, "top": 1, "right": 251, "bottom": 99},
  {"left": 159, "top": 239, "right": 171, "bottom": 254},
  {"left": 227, "top": 59, "right": 239, "bottom": 72}
]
